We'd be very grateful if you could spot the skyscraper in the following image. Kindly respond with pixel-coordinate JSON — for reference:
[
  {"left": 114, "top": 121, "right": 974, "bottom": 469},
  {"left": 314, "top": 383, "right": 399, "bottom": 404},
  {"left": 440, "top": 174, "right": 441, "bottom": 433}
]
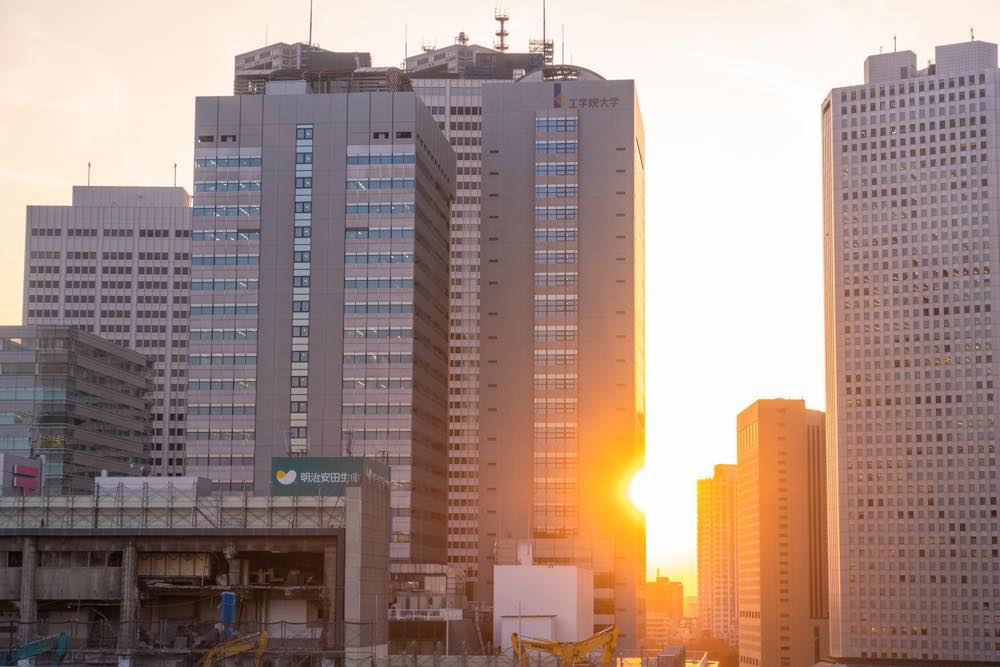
[
  {"left": 477, "top": 66, "right": 646, "bottom": 647},
  {"left": 697, "top": 464, "right": 738, "bottom": 646},
  {"left": 823, "top": 40, "right": 1000, "bottom": 662},
  {"left": 190, "top": 49, "right": 454, "bottom": 565},
  {"left": 406, "top": 33, "right": 545, "bottom": 587},
  {"left": 23, "top": 186, "right": 191, "bottom": 477},
  {"left": 735, "top": 399, "right": 828, "bottom": 667}
]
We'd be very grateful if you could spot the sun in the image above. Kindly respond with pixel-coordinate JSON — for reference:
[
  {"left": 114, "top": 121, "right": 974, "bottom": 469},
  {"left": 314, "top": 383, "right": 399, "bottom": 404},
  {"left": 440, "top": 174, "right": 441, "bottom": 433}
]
[{"left": 627, "top": 467, "right": 652, "bottom": 513}]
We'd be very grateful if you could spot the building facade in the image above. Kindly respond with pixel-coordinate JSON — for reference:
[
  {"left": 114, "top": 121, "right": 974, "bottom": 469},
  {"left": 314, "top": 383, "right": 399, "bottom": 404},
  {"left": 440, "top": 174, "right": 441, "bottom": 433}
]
[
  {"left": 823, "top": 40, "right": 1000, "bottom": 663},
  {"left": 191, "top": 78, "right": 454, "bottom": 566},
  {"left": 735, "top": 399, "right": 828, "bottom": 667},
  {"left": 406, "top": 36, "right": 545, "bottom": 587},
  {"left": 697, "top": 464, "right": 737, "bottom": 646},
  {"left": 24, "top": 186, "right": 191, "bottom": 477},
  {"left": 0, "top": 325, "right": 151, "bottom": 495},
  {"left": 477, "top": 67, "right": 646, "bottom": 647}
]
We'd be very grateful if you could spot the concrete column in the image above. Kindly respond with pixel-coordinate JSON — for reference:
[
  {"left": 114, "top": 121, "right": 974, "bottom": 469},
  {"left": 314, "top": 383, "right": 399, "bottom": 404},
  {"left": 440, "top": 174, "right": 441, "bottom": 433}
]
[
  {"left": 323, "top": 543, "right": 339, "bottom": 651},
  {"left": 117, "top": 540, "right": 138, "bottom": 657},
  {"left": 17, "top": 537, "right": 36, "bottom": 643}
]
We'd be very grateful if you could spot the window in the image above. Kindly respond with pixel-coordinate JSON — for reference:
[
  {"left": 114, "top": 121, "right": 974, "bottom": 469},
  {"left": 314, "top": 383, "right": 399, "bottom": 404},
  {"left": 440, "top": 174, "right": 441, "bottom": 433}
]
[
  {"left": 372, "top": 131, "right": 390, "bottom": 139},
  {"left": 294, "top": 251, "right": 311, "bottom": 263},
  {"left": 292, "top": 300, "right": 310, "bottom": 312},
  {"left": 291, "top": 376, "right": 309, "bottom": 387},
  {"left": 535, "top": 162, "right": 578, "bottom": 176},
  {"left": 293, "top": 276, "right": 311, "bottom": 288},
  {"left": 294, "top": 226, "right": 311, "bottom": 238},
  {"left": 535, "top": 140, "right": 579, "bottom": 154},
  {"left": 535, "top": 116, "right": 579, "bottom": 133},
  {"left": 292, "top": 351, "right": 309, "bottom": 362},
  {"left": 295, "top": 152, "right": 313, "bottom": 164},
  {"left": 290, "top": 401, "right": 308, "bottom": 413},
  {"left": 296, "top": 126, "right": 314, "bottom": 139},
  {"left": 295, "top": 201, "right": 312, "bottom": 213},
  {"left": 291, "top": 326, "right": 310, "bottom": 337},
  {"left": 295, "top": 177, "right": 313, "bottom": 188},
  {"left": 395, "top": 131, "right": 412, "bottom": 139}
]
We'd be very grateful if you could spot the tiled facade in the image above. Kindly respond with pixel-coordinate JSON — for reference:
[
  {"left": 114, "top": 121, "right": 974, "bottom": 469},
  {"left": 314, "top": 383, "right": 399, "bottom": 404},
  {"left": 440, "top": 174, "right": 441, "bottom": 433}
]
[
  {"left": 190, "top": 87, "right": 454, "bottom": 565},
  {"left": 23, "top": 186, "right": 190, "bottom": 476},
  {"left": 823, "top": 40, "right": 1000, "bottom": 662}
]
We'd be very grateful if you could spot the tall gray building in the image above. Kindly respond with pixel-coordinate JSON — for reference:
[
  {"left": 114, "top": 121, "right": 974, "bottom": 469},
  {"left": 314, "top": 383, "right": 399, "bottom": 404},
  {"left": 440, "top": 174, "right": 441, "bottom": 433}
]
[
  {"left": 191, "top": 56, "right": 454, "bottom": 565},
  {"left": 823, "top": 40, "right": 1000, "bottom": 663},
  {"left": 477, "top": 67, "right": 646, "bottom": 647},
  {"left": 0, "top": 325, "right": 151, "bottom": 495},
  {"left": 406, "top": 35, "right": 545, "bottom": 586},
  {"left": 23, "top": 186, "right": 191, "bottom": 477}
]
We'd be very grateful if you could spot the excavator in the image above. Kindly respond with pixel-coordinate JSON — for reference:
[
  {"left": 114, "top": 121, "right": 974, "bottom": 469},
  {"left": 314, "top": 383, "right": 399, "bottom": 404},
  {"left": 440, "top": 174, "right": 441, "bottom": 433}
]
[
  {"left": 196, "top": 630, "right": 268, "bottom": 667},
  {"left": 0, "top": 632, "right": 69, "bottom": 666},
  {"left": 511, "top": 625, "right": 618, "bottom": 667}
]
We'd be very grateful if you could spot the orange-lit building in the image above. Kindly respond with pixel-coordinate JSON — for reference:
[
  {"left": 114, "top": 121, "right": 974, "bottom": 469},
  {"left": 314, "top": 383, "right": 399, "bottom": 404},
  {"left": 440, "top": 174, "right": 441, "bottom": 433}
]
[
  {"left": 697, "top": 464, "right": 738, "bottom": 645},
  {"left": 478, "top": 68, "right": 646, "bottom": 648},
  {"left": 735, "top": 399, "right": 828, "bottom": 667}
]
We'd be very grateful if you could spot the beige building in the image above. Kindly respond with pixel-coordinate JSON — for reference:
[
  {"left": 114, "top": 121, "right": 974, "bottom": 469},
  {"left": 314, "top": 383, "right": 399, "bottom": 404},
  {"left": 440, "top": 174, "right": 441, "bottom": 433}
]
[
  {"left": 822, "top": 40, "right": 1000, "bottom": 663},
  {"left": 735, "top": 399, "right": 828, "bottom": 667},
  {"left": 697, "top": 464, "right": 738, "bottom": 645}
]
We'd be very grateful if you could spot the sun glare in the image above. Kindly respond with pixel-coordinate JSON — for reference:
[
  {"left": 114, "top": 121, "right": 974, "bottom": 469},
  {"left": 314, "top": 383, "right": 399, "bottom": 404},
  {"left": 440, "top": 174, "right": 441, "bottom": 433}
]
[{"left": 627, "top": 467, "right": 651, "bottom": 513}]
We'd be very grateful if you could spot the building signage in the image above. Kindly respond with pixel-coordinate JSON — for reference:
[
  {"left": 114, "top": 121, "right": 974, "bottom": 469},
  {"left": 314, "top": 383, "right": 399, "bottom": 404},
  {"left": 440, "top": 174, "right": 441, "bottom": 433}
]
[
  {"left": 553, "top": 83, "right": 621, "bottom": 110},
  {"left": 270, "top": 457, "right": 390, "bottom": 496}
]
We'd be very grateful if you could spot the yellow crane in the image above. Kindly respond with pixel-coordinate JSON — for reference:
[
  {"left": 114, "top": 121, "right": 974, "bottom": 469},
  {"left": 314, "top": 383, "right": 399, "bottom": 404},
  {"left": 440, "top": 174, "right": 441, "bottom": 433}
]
[
  {"left": 196, "top": 630, "right": 269, "bottom": 667},
  {"left": 511, "top": 626, "right": 618, "bottom": 667}
]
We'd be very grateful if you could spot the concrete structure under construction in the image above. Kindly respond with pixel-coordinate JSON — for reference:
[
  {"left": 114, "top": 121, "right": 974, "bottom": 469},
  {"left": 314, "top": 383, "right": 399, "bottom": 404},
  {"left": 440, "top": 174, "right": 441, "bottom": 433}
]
[
  {"left": 736, "top": 399, "right": 828, "bottom": 667},
  {"left": 0, "top": 325, "right": 152, "bottom": 495},
  {"left": 0, "top": 462, "right": 390, "bottom": 666}
]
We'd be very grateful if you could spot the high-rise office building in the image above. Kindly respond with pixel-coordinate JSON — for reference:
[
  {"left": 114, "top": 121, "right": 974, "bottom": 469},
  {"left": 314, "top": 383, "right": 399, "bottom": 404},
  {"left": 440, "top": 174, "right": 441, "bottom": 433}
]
[
  {"left": 735, "top": 399, "right": 828, "bottom": 667},
  {"left": 647, "top": 573, "right": 684, "bottom": 620},
  {"left": 406, "top": 34, "right": 544, "bottom": 586},
  {"left": 697, "top": 463, "right": 738, "bottom": 646},
  {"left": 190, "top": 51, "right": 454, "bottom": 566},
  {"left": 477, "top": 66, "right": 646, "bottom": 647},
  {"left": 823, "top": 40, "right": 1000, "bottom": 663},
  {"left": 0, "top": 325, "right": 151, "bottom": 495},
  {"left": 23, "top": 186, "right": 191, "bottom": 477}
]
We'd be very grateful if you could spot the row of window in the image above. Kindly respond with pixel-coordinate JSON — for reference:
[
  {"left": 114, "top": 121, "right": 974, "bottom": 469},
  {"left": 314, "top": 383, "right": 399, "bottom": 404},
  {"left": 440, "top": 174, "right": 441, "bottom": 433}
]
[
  {"left": 536, "top": 206, "right": 578, "bottom": 220},
  {"left": 536, "top": 116, "right": 579, "bottom": 133},
  {"left": 191, "top": 304, "right": 258, "bottom": 315},
  {"left": 188, "top": 379, "right": 255, "bottom": 391},
  {"left": 188, "top": 404, "right": 256, "bottom": 415},
  {"left": 346, "top": 228, "right": 414, "bottom": 239},
  {"left": 343, "top": 353, "right": 413, "bottom": 364},
  {"left": 535, "top": 251, "right": 578, "bottom": 264},
  {"left": 192, "top": 254, "right": 259, "bottom": 265},
  {"left": 343, "top": 377, "right": 412, "bottom": 390},
  {"left": 190, "top": 328, "right": 256, "bottom": 340},
  {"left": 194, "top": 181, "right": 261, "bottom": 192},
  {"left": 344, "top": 327, "right": 412, "bottom": 339},
  {"left": 346, "top": 202, "right": 415, "bottom": 215},
  {"left": 345, "top": 252, "right": 413, "bottom": 264},
  {"left": 186, "top": 429, "right": 255, "bottom": 440},
  {"left": 192, "top": 206, "right": 261, "bottom": 218},
  {"left": 346, "top": 178, "right": 415, "bottom": 190},
  {"left": 536, "top": 184, "right": 578, "bottom": 198},
  {"left": 535, "top": 272, "right": 578, "bottom": 286},
  {"left": 193, "top": 230, "right": 260, "bottom": 241},
  {"left": 192, "top": 280, "right": 258, "bottom": 291},
  {"left": 195, "top": 157, "right": 262, "bottom": 168},
  {"left": 345, "top": 277, "right": 413, "bottom": 289},
  {"left": 346, "top": 153, "right": 416, "bottom": 165},
  {"left": 342, "top": 403, "right": 412, "bottom": 414},
  {"left": 536, "top": 140, "right": 579, "bottom": 155},
  {"left": 535, "top": 228, "right": 578, "bottom": 242}
]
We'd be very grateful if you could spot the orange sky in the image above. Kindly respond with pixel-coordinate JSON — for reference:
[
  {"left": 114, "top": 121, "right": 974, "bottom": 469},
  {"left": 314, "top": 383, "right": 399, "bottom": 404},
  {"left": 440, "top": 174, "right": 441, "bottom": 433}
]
[{"left": 2, "top": 0, "right": 1000, "bottom": 596}]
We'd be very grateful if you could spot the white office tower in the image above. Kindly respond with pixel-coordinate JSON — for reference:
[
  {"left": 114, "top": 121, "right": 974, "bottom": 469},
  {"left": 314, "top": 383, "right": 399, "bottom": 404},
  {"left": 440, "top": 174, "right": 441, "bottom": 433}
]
[{"left": 822, "top": 41, "right": 1000, "bottom": 663}]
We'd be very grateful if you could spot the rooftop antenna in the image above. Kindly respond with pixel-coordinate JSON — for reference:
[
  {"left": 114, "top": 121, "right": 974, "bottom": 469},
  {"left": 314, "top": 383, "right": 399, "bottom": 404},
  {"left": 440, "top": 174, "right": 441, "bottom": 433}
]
[
  {"left": 421, "top": 38, "right": 436, "bottom": 53},
  {"left": 405, "top": 22, "right": 408, "bottom": 61},
  {"left": 971, "top": 27, "right": 975, "bottom": 41},
  {"left": 542, "top": 0, "right": 546, "bottom": 60},
  {"left": 173, "top": 163, "right": 177, "bottom": 187},
  {"left": 893, "top": 35, "right": 897, "bottom": 52},
  {"left": 308, "top": 0, "right": 313, "bottom": 46},
  {"left": 87, "top": 162, "right": 92, "bottom": 186},
  {"left": 494, "top": 8, "right": 509, "bottom": 52},
  {"left": 456, "top": 31, "right": 469, "bottom": 45},
  {"left": 561, "top": 24, "right": 565, "bottom": 64}
]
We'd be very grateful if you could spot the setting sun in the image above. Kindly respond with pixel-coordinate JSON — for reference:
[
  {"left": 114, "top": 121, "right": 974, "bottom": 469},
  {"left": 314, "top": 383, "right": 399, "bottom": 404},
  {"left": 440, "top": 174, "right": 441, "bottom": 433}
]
[{"left": 627, "top": 467, "right": 651, "bottom": 514}]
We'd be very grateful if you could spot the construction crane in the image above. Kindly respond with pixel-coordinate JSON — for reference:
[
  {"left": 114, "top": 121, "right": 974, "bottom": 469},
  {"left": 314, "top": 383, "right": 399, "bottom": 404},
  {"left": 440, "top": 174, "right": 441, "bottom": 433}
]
[
  {"left": 511, "top": 626, "right": 618, "bottom": 667},
  {"left": 0, "top": 632, "right": 69, "bottom": 666},
  {"left": 196, "top": 631, "right": 268, "bottom": 667}
]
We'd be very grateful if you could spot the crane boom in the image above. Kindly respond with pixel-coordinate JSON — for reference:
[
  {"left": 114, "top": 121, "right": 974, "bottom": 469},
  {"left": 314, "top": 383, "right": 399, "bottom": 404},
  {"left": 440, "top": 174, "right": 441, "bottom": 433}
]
[
  {"left": 511, "top": 625, "right": 618, "bottom": 667},
  {"left": 196, "top": 630, "right": 269, "bottom": 667}
]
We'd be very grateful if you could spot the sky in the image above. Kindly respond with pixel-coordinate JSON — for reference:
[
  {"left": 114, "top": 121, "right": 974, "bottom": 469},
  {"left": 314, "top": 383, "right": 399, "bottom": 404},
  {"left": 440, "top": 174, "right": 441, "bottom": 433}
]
[{"left": 2, "top": 0, "right": 1000, "bottom": 596}]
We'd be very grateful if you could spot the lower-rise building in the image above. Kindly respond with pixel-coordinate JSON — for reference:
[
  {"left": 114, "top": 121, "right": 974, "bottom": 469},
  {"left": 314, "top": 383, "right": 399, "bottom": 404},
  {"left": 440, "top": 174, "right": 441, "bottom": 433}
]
[
  {"left": 0, "top": 325, "right": 152, "bottom": 495},
  {"left": 736, "top": 399, "right": 828, "bottom": 667},
  {"left": 696, "top": 464, "right": 737, "bottom": 645}
]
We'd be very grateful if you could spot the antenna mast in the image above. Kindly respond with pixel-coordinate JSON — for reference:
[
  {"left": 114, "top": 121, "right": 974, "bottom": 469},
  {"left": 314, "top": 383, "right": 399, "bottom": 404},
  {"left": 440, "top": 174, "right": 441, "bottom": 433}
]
[
  {"left": 542, "top": 0, "right": 546, "bottom": 58},
  {"left": 173, "top": 163, "right": 177, "bottom": 187},
  {"left": 494, "top": 8, "right": 509, "bottom": 52},
  {"left": 308, "top": 0, "right": 313, "bottom": 46},
  {"left": 87, "top": 162, "right": 92, "bottom": 186}
]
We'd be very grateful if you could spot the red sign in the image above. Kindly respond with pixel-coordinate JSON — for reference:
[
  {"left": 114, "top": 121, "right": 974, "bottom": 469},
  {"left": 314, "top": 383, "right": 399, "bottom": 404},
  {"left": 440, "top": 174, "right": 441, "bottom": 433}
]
[{"left": 12, "top": 464, "right": 40, "bottom": 492}]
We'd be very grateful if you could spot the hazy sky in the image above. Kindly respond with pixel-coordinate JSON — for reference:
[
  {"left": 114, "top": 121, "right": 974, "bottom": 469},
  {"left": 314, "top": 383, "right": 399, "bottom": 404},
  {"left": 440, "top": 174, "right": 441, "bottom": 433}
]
[{"left": 2, "top": 0, "right": 1000, "bottom": 594}]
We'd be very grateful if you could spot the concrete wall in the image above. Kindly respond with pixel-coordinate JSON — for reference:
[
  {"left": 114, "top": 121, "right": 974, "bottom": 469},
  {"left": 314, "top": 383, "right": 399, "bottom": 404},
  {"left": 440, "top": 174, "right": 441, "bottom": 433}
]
[{"left": 493, "top": 564, "right": 593, "bottom": 648}]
